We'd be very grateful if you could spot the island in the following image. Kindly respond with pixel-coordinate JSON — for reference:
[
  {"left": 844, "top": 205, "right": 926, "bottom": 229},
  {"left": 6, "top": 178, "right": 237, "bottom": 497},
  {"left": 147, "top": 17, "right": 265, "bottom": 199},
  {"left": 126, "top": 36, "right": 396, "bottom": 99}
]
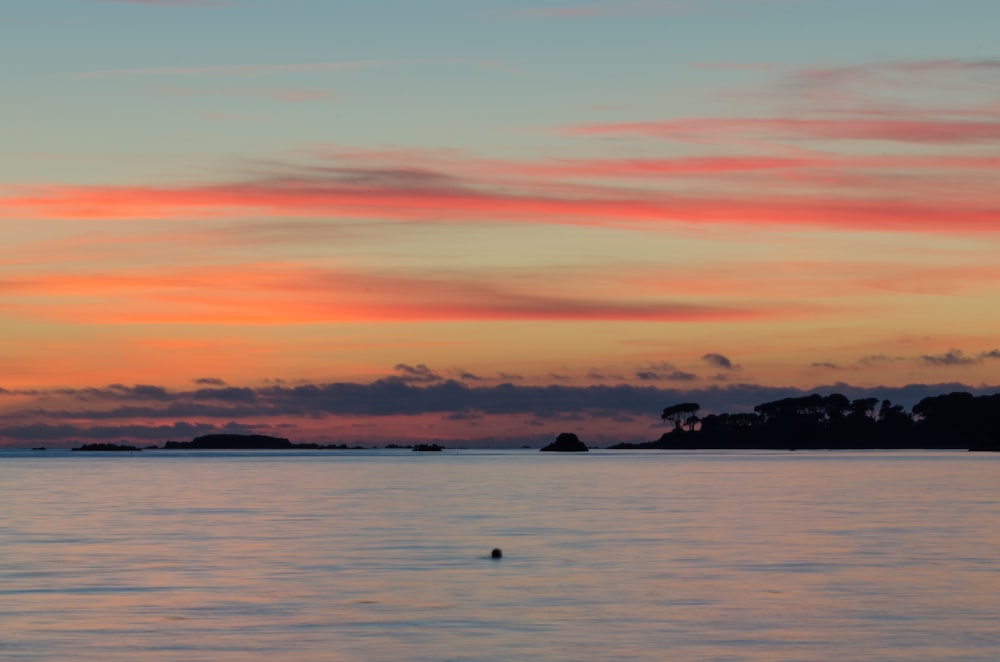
[
  {"left": 540, "top": 432, "right": 589, "bottom": 452},
  {"left": 412, "top": 444, "right": 444, "bottom": 452},
  {"left": 609, "top": 391, "right": 1000, "bottom": 450},
  {"left": 72, "top": 443, "right": 142, "bottom": 452},
  {"left": 159, "top": 434, "right": 363, "bottom": 450}
]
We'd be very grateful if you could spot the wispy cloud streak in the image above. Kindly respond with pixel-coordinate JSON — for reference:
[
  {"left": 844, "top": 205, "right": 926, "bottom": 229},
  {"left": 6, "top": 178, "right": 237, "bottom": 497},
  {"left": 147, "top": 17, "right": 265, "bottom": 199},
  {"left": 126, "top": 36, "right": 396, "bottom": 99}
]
[
  {"left": 76, "top": 58, "right": 497, "bottom": 78},
  {"left": 565, "top": 117, "right": 1000, "bottom": 144},
  {"left": 81, "top": 0, "right": 236, "bottom": 6},
  {"left": 4, "top": 174, "right": 996, "bottom": 233},
  {"left": 509, "top": 2, "right": 689, "bottom": 18},
  {"left": 507, "top": 0, "right": 794, "bottom": 19},
  {"left": 1, "top": 263, "right": 776, "bottom": 324}
]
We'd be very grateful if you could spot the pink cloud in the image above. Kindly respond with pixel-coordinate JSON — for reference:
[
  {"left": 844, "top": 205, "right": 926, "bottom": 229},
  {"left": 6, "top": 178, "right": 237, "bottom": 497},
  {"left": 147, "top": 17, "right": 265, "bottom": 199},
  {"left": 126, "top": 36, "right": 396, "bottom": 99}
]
[
  {"left": 564, "top": 117, "right": 1000, "bottom": 144},
  {"left": 689, "top": 57, "right": 1000, "bottom": 140},
  {"left": 793, "top": 58, "right": 1000, "bottom": 87},
  {"left": 3, "top": 170, "right": 998, "bottom": 234},
  {"left": 292, "top": 146, "right": 1000, "bottom": 217},
  {"left": 302, "top": 145, "right": 839, "bottom": 180},
  {"left": 700, "top": 58, "right": 1000, "bottom": 97},
  {"left": 307, "top": 144, "right": 1000, "bottom": 178}
]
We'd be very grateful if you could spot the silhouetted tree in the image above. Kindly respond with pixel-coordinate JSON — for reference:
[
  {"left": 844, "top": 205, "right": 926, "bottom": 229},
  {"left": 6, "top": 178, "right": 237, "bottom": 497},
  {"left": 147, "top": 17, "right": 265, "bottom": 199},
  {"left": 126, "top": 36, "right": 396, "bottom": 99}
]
[
  {"left": 699, "top": 412, "right": 758, "bottom": 445},
  {"left": 827, "top": 396, "right": 880, "bottom": 444},
  {"left": 631, "top": 390, "right": 998, "bottom": 450},
  {"left": 850, "top": 397, "right": 880, "bottom": 420},
  {"left": 912, "top": 391, "right": 1000, "bottom": 445},
  {"left": 754, "top": 394, "right": 826, "bottom": 443},
  {"left": 661, "top": 402, "right": 700, "bottom": 431},
  {"left": 874, "top": 398, "right": 914, "bottom": 446},
  {"left": 878, "top": 399, "right": 906, "bottom": 422},
  {"left": 823, "top": 393, "right": 851, "bottom": 422}
]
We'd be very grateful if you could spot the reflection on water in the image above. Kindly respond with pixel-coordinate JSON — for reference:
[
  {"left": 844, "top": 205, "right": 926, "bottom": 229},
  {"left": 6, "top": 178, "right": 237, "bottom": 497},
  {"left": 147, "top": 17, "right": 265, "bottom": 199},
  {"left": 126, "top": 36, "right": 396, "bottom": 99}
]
[{"left": 2, "top": 450, "right": 999, "bottom": 661}]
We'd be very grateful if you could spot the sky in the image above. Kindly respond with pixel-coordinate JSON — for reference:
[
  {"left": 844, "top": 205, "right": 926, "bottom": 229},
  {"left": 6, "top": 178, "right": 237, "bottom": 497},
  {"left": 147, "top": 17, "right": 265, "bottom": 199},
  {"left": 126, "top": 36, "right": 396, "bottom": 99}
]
[{"left": 2, "top": 0, "right": 999, "bottom": 447}]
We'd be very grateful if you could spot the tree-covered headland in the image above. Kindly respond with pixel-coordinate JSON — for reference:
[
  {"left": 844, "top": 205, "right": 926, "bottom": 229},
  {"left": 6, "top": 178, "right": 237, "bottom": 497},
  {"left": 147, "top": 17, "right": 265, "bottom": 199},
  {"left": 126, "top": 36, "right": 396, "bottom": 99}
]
[{"left": 611, "top": 391, "right": 1000, "bottom": 450}]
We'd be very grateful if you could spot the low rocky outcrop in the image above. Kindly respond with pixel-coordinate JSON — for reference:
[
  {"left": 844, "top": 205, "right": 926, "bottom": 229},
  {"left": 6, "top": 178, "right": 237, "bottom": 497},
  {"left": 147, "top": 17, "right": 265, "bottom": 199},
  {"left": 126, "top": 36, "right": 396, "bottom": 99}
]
[
  {"left": 72, "top": 443, "right": 142, "bottom": 452},
  {"left": 540, "top": 433, "right": 588, "bottom": 452}
]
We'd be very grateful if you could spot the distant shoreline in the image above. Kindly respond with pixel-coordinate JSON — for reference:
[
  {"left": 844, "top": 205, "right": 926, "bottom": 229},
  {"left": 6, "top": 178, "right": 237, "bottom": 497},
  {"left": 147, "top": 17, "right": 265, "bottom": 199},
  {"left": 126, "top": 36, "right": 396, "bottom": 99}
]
[
  {"left": 50, "top": 389, "right": 1000, "bottom": 454},
  {"left": 71, "top": 434, "right": 414, "bottom": 452}
]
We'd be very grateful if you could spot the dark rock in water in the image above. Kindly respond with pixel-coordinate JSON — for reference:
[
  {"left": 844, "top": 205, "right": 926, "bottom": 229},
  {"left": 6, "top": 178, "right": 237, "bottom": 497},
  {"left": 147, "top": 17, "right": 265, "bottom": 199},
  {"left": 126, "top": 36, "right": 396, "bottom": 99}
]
[
  {"left": 412, "top": 444, "right": 444, "bottom": 452},
  {"left": 540, "top": 433, "right": 588, "bottom": 452},
  {"left": 491, "top": 548, "right": 503, "bottom": 558},
  {"left": 72, "top": 443, "right": 142, "bottom": 452}
]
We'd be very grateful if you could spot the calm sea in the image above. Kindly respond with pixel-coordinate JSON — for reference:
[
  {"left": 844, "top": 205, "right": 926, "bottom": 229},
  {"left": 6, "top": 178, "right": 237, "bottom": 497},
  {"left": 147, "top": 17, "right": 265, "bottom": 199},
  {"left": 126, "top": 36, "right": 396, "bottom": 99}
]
[{"left": 2, "top": 449, "right": 998, "bottom": 661}]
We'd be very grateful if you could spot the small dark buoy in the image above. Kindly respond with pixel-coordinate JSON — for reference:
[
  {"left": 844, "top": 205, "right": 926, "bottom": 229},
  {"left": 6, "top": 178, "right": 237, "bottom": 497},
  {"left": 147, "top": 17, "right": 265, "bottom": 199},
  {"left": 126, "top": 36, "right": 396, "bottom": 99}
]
[{"left": 491, "top": 548, "right": 502, "bottom": 559}]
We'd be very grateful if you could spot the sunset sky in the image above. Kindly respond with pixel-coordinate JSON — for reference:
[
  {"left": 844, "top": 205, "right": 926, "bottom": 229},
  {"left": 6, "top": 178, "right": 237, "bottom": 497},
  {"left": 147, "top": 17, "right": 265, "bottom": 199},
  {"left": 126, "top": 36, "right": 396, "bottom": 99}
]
[{"left": 2, "top": 0, "right": 999, "bottom": 447}]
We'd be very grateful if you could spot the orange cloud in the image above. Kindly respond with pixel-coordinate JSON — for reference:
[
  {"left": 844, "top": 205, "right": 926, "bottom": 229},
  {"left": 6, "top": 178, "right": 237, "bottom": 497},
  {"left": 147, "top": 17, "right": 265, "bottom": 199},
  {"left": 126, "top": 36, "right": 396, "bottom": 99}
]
[
  {"left": 2, "top": 263, "right": 786, "bottom": 325},
  {"left": 622, "top": 261, "right": 1000, "bottom": 302}
]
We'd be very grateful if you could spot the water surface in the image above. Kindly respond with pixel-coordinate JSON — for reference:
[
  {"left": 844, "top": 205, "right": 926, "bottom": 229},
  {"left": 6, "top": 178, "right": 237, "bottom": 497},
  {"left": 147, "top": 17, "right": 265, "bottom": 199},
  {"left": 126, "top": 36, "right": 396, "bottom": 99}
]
[{"left": 2, "top": 449, "right": 998, "bottom": 660}]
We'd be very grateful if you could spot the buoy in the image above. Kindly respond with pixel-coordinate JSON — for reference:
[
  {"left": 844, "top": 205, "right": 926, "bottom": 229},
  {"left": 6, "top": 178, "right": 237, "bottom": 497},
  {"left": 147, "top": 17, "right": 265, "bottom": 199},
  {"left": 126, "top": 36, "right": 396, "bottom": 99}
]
[{"left": 491, "top": 548, "right": 502, "bottom": 558}]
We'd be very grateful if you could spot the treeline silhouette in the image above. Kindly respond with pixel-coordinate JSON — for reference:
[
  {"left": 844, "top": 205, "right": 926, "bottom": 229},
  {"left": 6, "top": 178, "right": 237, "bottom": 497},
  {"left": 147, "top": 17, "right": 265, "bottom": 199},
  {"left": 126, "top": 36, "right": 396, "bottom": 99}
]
[{"left": 610, "top": 391, "right": 1000, "bottom": 450}]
